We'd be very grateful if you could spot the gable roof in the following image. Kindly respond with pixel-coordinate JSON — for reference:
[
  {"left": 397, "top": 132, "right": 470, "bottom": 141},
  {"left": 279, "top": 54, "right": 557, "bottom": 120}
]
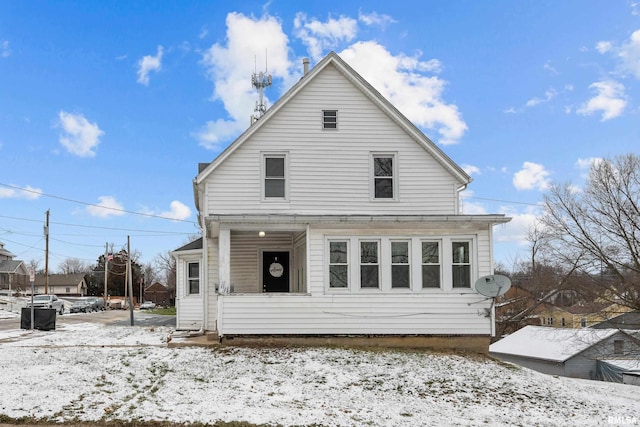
[
  {"left": 173, "top": 237, "right": 203, "bottom": 252},
  {"left": 195, "top": 51, "right": 471, "bottom": 187},
  {"left": 34, "top": 273, "right": 87, "bottom": 286},
  {"left": 0, "top": 260, "right": 26, "bottom": 274},
  {"left": 489, "top": 325, "right": 624, "bottom": 362}
]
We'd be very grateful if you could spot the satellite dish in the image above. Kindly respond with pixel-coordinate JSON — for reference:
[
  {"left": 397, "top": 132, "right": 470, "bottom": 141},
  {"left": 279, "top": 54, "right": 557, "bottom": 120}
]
[{"left": 475, "top": 274, "right": 511, "bottom": 297}]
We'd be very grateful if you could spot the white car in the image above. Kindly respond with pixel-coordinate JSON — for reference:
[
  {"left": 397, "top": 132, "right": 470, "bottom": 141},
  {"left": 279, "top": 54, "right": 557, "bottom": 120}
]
[
  {"left": 27, "top": 294, "right": 64, "bottom": 315},
  {"left": 139, "top": 301, "right": 156, "bottom": 310}
]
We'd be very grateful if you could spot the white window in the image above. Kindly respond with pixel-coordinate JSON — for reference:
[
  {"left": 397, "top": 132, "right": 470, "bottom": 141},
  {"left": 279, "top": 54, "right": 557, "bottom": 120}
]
[
  {"left": 421, "top": 241, "right": 441, "bottom": 288},
  {"left": 391, "top": 241, "right": 410, "bottom": 288},
  {"left": 187, "top": 262, "right": 200, "bottom": 295},
  {"left": 372, "top": 154, "right": 396, "bottom": 200},
  {"left": 452, "top": 241, "right": 471, "bottom": 288},
  {"left": 263, "top": 153, "right": 287, "bottom": 199},
  {"left": 329, "top": 241, "right": 349, "bottom": 288},
  {"left": 323, "top": 110, "right": 337, "bottom": 129},
  {"left": 360, "top": 241, "right": 379, "bottom": 289}
]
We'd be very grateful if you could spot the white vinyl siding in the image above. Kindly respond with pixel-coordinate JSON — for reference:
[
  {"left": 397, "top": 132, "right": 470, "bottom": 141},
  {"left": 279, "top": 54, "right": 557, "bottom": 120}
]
[{"left": 203, "top": 65, "right": 461, "bottom": 215}]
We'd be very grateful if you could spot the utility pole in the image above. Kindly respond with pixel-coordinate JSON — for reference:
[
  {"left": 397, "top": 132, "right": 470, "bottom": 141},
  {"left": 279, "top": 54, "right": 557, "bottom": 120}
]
[
  {"left": 127, "top": 236, "right": 134, "bottom": 326},
  {"left": 44, "top": 210, "right": 50, "bottom": 294},
  {"left": 103, "top": 243, "right": 109, "bottom": 309}
]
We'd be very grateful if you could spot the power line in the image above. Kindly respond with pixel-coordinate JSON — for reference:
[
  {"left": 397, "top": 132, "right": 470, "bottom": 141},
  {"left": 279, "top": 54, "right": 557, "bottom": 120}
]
[
  {"left": 0, "top": 182, "right": 198, "bottom": 224},
  {"left": 0, "top": 214, "right": 195, "bottom": 235},
  {"left": 462, "top": 195, "right": 542, "bottom": 207}
]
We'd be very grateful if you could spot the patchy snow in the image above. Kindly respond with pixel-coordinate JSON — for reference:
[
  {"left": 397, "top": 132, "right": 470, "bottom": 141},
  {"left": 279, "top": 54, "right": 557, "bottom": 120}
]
[
  {"left": 489, "top": 325, "right": 620, "bottom": 362},
  {"left": 0, "top": 320, "right": 638, "bottom": 426}
]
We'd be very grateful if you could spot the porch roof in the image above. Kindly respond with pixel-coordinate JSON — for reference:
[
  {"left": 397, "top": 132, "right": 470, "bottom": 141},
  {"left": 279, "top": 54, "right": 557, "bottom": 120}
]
[{"left": 204, "top": 213, "right": 511, "bottom": 237}]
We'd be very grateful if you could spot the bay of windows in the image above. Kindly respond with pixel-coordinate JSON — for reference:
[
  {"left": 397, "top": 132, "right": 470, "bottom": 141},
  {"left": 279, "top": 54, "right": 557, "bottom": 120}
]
[{"left": 326, "top": 237, "right": 474, "bottom": 292}]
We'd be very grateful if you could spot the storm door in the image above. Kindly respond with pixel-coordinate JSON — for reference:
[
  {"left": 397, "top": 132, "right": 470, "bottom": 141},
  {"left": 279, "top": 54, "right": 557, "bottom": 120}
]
[{"left": 262, "top": 251, "right": 290, "bottom": 292}]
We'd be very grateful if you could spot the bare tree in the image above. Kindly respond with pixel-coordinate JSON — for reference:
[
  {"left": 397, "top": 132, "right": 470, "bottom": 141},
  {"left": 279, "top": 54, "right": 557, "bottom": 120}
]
[
  {"left": 58, "top": 258, "right": 92, "bottom": 274},
  {"left": 540, "top": 154, "right": 640, "bottom": 310},
  {"left": 154, "top": 250, "right": 176, "bottom": 291}
]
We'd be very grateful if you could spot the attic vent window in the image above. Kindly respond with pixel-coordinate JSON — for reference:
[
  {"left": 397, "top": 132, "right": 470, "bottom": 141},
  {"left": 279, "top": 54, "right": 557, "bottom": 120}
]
[{"left": 323, "top": 110, "right": 337, "bottom": 129}]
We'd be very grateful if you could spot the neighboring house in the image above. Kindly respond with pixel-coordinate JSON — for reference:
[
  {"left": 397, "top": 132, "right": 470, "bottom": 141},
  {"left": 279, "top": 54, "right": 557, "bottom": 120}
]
[
  {"left": 143, "top": 282, "right": 172, "bottom": 307},
  {"left": 173, "top": 52, "right": 510, "bottom": 352},
  {"left": 489, "top": 325, "right": 640, "bottom": 380},
  {"left": 536, "top": 302, "right": 633, "bottom": 329},
  {"left": 0, "top": 242, "right": 29, "bottom": 295},
  {"left": 592, "top": 311, "right": 640, "bottom": 330},
  {"left": 33, "top": 274, "right": 87, "bottom": 296}
]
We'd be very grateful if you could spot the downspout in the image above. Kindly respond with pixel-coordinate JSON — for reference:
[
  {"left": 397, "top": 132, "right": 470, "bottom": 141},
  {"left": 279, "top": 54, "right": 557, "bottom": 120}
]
[
  {"left": 200, "top": 181, "right": 208, "bottom": 333},
  {"left": 193, "top": 178, "right": 207, "bottom": 335}
]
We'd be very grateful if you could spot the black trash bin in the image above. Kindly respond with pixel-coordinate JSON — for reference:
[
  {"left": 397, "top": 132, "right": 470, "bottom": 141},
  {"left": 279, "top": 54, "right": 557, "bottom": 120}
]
[{"left": 21, "top": 308, "right": 56, "bottom": 330}]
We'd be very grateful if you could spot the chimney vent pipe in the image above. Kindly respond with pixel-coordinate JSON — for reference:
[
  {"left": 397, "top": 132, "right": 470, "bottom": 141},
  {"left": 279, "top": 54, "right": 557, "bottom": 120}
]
[{"left": 303, "top": 58, "right": 309, "bottom": 75}]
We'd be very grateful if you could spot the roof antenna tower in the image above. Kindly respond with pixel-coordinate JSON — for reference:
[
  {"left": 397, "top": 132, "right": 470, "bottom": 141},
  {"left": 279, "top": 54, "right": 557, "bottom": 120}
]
[{"left": 251, "top": 50, "right": 272, "bottom": 124}]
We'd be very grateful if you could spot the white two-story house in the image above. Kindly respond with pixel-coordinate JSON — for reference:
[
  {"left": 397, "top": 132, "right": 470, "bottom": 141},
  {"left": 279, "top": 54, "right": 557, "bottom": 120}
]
[{"left": 173, "top": 52, "right": 510, "bottom": 352}]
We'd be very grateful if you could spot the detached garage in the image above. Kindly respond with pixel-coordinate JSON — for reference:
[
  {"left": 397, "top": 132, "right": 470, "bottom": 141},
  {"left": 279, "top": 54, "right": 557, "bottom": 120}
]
[{"left": 489, "top": 326, "right": 640, "bottom": 380}]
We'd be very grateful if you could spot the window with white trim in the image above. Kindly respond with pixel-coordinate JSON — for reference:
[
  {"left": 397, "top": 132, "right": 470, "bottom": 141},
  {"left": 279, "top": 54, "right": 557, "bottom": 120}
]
[
  {"left": 452, "top": 241, "right": 471, "bottom": 288},
  {"left": 263, "top": 154, "right": 287, "bottom": 199},
  {"left": 360, "top": 241, "right": 379, "bottom": 288},
  {"left": 421, "top": 241, "right": 441, "bottom": 288},
  {"left": 323, "top": 110, "right": 337, "bottom": 129},
  {"left": 187, "top": 262, "right": 200, "bottom": 295},
  {"left": 372, "top": 154, "right": 395, "bottom": 199},
  {"left": 391, "top": 241, "right": 410, "bottom": 288},
  {"left": 329, "top": 241, "right": 349, "bottom": 288}
]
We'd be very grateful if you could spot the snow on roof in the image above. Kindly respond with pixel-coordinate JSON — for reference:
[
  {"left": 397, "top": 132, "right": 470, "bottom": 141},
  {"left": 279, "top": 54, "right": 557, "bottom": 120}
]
[{"left": 489, "top": 325, "right": 620, "bottom": 362}]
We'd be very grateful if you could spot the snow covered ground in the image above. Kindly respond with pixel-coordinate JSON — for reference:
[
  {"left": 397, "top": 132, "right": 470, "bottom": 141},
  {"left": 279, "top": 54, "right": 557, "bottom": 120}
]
[{"left": 0, "top": 317, "right": 638, "bottom": 426}]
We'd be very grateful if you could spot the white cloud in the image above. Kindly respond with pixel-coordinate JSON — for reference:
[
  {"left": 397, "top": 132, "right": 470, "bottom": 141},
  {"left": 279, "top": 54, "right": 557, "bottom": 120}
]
[
  {"left": 86, "top": 196, "right": 125, "bottom": 218},
  {"left": 616, "top": 29, "right": 640, "bottom": 78},
  {"left": 577, "top": 80, "right": 627, "bottom": 121},
  {"left": 461, "top": 164, "right": 480, "bottom": 176},
  {"left": 358, "top": 10, "right": 397, "bottom": 29},
  {"left": 0, "top": 184, "right": 42, "bottom": 200},
  {"left": 525, "top": 88, "right": 557, "bottom": 107},
  {"left": 1, "top": 40, "right": 10, "bottom": 58},
  {"left": 158, "top": 201, "right": 191, "bottom": 221},
  {"left": 543, "top": 61, "right": 558, "bottom": 75},
  {"left": 136, "top": 45, "right": 164, "bottom": 86},
  {"left": 294, "top": 13, "right": 358, "bottom": 60},
  {"left": 340, "top": 41, "right": 467, "bottom": 144},
  {"left": 596, "top": 29, "right": 640, "bottom": 79},
  {"left": 513, "top": 162, "right": 551, "bottom": 191},
  {"left": 460, "top": 190, "right": 487, "bottom": 215},
  {"left": 57, "top": 111, "right": 104, "bottom": 157},
  {"left": 196, "top": 12, "right": 292, "bottom": 151},
  {"left": 575, "top": 157, "right": 603, "bottom": 170},
  {"left": 493, "top": 208, "right": 540, "bottom": 245},
  {"left": 596, "top": 41, "right": 613, "bottom": 54}
]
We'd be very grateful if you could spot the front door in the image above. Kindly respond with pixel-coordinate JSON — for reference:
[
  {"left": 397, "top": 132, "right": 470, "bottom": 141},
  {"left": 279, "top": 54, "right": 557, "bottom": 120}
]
[{"left": 262, "top": 251, "right": 290, "bottom": 292}]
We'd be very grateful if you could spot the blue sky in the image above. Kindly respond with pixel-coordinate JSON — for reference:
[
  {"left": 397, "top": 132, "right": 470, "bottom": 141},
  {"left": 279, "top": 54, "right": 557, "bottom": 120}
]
[{"left": 1, "top": 1, "right": 639, "bottom": 272}]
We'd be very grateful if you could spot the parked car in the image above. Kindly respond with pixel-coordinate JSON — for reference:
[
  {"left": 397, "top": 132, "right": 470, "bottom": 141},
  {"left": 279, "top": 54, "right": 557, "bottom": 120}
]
[
  {"left": 85, "top": 297, "right": 105, "bottom": 311},
  {"left": 139, "top": 301, "right": 156, "bottom": 310},
  {"left": 70, "top": 299, "right": 92, "bottom": 313},
  {"left": 26, "top": 294, "right": 64, "bottom": 315}
]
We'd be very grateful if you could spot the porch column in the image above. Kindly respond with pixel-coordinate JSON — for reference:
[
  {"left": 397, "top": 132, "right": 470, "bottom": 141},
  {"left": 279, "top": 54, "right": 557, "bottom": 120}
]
[{"left": 218, "top": 226, "right": 231, "bottom": 294}]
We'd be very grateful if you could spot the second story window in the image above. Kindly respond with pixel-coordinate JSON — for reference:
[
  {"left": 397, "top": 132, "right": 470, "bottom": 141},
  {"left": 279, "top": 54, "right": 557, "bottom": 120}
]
[
  {"left": 263, "top": 154, "right": 287, "bottom": 199},
  {"left": 372, "top": 154, "right": 395, "bottom": 199},
  {"left": 323, "top": 110, "right": 337, "bottom": 129}
]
